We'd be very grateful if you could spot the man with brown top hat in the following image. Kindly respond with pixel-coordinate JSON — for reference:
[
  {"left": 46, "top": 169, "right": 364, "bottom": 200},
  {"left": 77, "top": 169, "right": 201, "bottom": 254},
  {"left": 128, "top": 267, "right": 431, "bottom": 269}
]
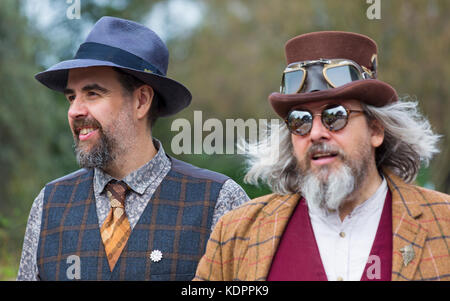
[
  {"left": 17, "top": 16, "right": 249, "bottom": 281},
  {"left": 194, "top": 31, "right": 450, "bottom": 281}
]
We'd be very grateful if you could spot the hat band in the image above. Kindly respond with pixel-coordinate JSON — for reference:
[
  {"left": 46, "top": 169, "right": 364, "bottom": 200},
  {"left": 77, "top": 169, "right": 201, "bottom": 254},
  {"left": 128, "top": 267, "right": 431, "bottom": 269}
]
[{"left": 74, "top": 42, "right": 164, "bottom": 76}]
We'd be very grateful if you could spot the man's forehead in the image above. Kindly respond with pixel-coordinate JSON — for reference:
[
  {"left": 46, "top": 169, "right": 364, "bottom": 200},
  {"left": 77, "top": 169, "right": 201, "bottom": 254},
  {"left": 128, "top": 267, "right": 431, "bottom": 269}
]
[{"left": 66, "top": 66, "right": 118, "bottom": 88}]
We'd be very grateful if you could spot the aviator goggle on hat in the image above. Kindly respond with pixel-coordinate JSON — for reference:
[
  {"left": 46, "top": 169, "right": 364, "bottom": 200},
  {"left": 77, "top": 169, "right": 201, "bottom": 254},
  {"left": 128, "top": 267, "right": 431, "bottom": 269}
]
[
  {"left": 35, "top": 16, "right": 191, "bottom": 117},
  {"left": 269, "top": 31, "right": 398, "bottom": 119}
]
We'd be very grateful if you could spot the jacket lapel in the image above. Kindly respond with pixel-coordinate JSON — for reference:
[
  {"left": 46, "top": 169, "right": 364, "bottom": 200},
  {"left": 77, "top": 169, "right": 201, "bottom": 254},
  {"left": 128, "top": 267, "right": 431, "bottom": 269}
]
[
  {"left": 245, "top": 194, "right": 300, "bottom": 280},
  {"left": 385, "top": 171, "right": 428, "bottom": 281}
]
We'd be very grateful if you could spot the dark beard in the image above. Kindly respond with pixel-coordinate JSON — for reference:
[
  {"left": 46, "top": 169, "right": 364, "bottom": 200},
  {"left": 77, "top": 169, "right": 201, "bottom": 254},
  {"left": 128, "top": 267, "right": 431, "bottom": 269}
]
[{"left": 73, "top": 127, "right": 117, "bottom": 169}]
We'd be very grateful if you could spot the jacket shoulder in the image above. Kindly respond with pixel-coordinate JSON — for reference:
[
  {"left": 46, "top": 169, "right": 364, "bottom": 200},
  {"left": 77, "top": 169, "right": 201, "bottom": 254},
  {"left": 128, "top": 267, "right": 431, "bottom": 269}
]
[
  {"left": 413, "top": 186, "right": 450, "bottom": 202},
  {"left": 47, "top": 168, "right": 92, "bottom": 185},
  {"left": 218, "top": 193, "right": 294, "bottom": 225},
  {"left": 408, "top": 185, "right": 450, "bottom": 232},
  {"left": 169, "top": 156, "right": 229, "bottom": 184},
  {"left": 404, "top": 184, "right": 450, "bottom": 208}
]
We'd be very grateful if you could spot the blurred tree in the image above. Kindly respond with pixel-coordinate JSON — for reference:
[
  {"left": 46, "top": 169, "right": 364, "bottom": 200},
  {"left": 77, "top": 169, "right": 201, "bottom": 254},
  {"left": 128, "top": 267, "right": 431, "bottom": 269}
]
[
  {"left": 0, "top": 0, "right": 77, "bottom": 276},
  {"left": 25, "top": 0, "right": 450, "bottom": 198},
  {"left": 165, "top": 0, "right": 449, "bottom": 193}
]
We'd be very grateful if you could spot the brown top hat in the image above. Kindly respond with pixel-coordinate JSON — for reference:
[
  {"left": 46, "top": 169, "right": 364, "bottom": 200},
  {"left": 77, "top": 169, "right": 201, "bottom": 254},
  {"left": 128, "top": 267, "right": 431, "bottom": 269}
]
[{"left": 269, "top": 31, "right": 398, "bottom": 118}]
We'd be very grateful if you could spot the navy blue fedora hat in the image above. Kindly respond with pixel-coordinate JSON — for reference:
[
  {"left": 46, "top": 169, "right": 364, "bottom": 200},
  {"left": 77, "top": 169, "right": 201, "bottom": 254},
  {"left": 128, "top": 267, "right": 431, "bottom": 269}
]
[{"left": 35, "top": 16, "right": 191, "bottom": 117}]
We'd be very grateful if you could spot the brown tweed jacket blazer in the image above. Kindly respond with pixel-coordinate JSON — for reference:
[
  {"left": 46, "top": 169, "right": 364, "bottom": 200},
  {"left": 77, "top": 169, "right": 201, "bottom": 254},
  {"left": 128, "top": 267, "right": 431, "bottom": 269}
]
[{"left": 194, "top": 171, "right": 450, "bottom": 281}]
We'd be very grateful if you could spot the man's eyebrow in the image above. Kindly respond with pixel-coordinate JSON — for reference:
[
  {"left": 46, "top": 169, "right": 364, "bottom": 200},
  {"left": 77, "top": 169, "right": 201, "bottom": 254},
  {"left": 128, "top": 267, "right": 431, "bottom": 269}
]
[
  {"left": 82, "top": 84, "right": 110, "bottom": 94},
  {"left": 63, "top": 84, "right": 110, "bottom": 95},
  {"left": 63, "top": 88, "right": 74, "bottom": 95}
]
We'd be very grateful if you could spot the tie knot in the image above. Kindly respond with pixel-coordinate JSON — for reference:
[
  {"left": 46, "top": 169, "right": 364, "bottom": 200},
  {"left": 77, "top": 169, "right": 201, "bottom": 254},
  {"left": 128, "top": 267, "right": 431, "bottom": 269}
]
[{"left": 105, "top": 180, "right": 129, "bottom": 208}]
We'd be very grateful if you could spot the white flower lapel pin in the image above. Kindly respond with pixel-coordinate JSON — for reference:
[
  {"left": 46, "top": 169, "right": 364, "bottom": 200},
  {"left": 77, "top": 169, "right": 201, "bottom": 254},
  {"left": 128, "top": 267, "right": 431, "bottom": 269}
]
[{"left": 150, "top": 250, "right": 163, "bottom": 263}]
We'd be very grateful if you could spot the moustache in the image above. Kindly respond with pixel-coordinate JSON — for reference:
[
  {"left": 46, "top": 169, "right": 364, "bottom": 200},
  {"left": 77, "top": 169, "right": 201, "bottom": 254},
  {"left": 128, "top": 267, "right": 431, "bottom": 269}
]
[
  {"left": 306, "top": 142, "right": 346, "bottom": 162},
  {"left": 72, "top": 118, "right": 102, "bottom": 135}
]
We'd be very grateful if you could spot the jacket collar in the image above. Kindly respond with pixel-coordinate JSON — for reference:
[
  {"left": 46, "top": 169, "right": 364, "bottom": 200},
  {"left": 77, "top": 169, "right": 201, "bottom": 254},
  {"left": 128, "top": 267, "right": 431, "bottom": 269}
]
[
  {"left": 261, "top": 193, "right": 301, "bottom": 217},
  {"left": 384, "top": 169, "right": 423, "bottom": 219},
  {"left": 384, "top": 169, "right": 428, "bottom": 281},
  {"left": 243, "top": 193, "right": 300, "bottom": 280}
]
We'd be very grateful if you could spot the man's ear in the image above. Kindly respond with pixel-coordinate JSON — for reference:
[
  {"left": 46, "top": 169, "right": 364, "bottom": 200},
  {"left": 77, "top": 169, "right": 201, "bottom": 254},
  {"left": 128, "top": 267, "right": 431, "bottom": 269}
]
[
  {"left": 369, "top": 118, "right": 384, "bottom": 148},
  {"left": 134, "top": 85, "right": 154, "bottom": 120}
]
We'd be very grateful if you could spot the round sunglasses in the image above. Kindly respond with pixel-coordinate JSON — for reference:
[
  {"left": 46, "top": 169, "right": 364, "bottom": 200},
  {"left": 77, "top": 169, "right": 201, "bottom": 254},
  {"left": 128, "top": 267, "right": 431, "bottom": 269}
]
[{"left": 285, "top": 104, "right": 364, "bottom": 136}]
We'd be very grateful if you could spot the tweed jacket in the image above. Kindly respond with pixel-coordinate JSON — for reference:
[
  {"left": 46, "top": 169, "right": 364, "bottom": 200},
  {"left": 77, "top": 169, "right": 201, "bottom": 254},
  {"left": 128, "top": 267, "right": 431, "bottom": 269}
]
[{"left": 194, "top": 171, "right": 450, "bottom": 281}]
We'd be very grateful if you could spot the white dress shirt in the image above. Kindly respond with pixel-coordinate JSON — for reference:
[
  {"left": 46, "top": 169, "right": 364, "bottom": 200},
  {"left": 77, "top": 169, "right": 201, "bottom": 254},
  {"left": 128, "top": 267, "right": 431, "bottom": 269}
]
[{"left": 308, "top": 178, "right": 388, "bottom": 281}]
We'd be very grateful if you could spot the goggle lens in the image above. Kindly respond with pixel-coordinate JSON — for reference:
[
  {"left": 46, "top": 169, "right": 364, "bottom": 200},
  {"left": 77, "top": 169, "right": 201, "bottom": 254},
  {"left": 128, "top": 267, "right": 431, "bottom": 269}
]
[
  {"left": 324, "top": 65, "right": 362, "bottom": 87},
  {"left": 283, "top": 69, "right": 305, "bottom": 94}
]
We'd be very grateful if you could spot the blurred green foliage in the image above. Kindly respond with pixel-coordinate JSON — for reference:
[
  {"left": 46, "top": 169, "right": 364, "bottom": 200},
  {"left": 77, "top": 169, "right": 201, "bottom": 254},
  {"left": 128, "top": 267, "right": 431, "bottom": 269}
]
[
  {"left": 0, "top": 0, "right": 448, "bottom": 280},
  {"left": 0, "top": 0, "right": 79, "bottom": 278}
]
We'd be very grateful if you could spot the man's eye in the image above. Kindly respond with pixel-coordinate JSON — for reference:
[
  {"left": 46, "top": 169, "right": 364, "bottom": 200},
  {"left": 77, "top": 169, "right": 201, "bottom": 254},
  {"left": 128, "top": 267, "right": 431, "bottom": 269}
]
[
  {"left": 87, "top": 91, "right": 99, "bottom": 97},
  {"left": 67, "top": 95, "right": 76, "bottom": 102}
]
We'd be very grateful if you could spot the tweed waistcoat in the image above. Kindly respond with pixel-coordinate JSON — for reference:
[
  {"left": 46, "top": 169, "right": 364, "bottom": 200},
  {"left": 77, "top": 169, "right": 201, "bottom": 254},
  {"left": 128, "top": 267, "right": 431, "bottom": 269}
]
[
  {"left": 37, "top": 157, "right": 228, "bottom": 280},
  {"left": 267, "top": 191, "right": 392, "bottom": 280}
]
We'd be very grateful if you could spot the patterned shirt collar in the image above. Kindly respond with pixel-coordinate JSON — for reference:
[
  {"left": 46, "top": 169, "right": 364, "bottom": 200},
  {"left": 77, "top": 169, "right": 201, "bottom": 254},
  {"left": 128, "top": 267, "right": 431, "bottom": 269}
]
[{"left": 93, "top": 139, "right": 171, "bottom": 196}]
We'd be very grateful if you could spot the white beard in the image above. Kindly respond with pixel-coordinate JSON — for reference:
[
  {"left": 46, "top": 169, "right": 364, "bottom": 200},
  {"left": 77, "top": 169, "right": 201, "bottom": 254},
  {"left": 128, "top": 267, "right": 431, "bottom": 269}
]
[{"left": 300, "top": 163, "right": 357, "bottom": 212}]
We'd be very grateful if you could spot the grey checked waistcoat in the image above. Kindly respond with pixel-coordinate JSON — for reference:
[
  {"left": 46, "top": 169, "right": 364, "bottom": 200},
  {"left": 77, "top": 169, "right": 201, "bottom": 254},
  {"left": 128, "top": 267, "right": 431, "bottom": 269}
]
[{"left": 37, "top": 157, "right": 228, "bottom": 280}]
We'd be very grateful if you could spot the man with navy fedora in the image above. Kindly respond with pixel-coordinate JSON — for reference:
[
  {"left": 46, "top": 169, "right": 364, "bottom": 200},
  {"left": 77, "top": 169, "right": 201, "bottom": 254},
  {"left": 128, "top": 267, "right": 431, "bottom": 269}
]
[{"left": 17, "top": 16, "right": 249, "bottom": 281}]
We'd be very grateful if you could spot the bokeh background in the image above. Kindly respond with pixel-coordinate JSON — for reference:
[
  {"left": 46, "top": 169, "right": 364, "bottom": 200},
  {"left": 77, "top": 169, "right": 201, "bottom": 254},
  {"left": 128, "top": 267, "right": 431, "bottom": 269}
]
[{"left": 0, "top": 0, "right": 448, "bottom": 280}]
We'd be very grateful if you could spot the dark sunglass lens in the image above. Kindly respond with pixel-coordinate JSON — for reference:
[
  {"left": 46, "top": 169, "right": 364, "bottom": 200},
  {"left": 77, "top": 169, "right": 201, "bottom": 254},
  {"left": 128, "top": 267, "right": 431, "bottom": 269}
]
[
  {"left": 287, "top": 110, "right": 313, "bottom": 135},
  {"left": 322, "top": 105, "right": 348, "bottom": 131},
  {"left": 283, "top": 69, "right": 305, "bottom": 94},
  {"left": 325, "top": 65, "right": 362, "bottom": 87}
]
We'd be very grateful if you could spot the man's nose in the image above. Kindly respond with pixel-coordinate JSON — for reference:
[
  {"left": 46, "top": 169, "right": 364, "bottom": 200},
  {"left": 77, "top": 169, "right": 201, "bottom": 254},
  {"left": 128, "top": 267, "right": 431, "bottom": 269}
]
[
  {"left": 309, "top": 115, "right": 331, "bottom": 142},
  {"left": 302, "top": 65, "right": 329, "bottom": 93},
  {"left": 68, "top": 97, "right": 88, "bottom": 120}
]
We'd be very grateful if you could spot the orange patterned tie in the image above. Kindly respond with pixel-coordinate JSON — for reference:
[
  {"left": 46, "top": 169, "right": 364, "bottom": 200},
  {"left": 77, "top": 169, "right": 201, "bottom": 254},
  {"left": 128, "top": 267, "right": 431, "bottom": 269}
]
[{"left": 100, "top": 180, "right": 131, "bottom": 271}]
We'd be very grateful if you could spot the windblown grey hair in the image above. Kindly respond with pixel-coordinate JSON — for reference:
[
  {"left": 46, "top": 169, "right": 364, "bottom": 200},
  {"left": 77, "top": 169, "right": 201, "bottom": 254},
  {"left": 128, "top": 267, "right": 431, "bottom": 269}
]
[{"left": 241, "top": 99, "right": 441, "bottom": 195}]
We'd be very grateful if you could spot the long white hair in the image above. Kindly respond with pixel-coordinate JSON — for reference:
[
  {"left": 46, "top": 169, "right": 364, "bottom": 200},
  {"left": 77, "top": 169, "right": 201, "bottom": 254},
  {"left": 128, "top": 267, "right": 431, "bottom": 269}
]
[{"left": 242, "top": 99, "right": 441, "bottom": 194}]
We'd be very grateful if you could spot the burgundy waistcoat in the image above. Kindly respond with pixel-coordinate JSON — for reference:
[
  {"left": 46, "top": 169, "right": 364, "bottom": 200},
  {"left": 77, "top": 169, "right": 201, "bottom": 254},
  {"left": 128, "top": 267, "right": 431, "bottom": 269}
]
[{"left": 267, "top": 191, "right": 392, "bottom": 281}]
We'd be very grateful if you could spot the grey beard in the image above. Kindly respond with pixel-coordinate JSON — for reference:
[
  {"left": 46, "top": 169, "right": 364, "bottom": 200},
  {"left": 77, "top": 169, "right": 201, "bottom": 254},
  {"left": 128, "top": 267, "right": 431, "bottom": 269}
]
[
  {"left": 74, "top": 132, "right": 116, "bottom": 169},
  {"left": 301, "top": 164, "right": 356, "bottom": 211},
  {"left": 297, "top": 140, "right": 372, "bottom": 212}
]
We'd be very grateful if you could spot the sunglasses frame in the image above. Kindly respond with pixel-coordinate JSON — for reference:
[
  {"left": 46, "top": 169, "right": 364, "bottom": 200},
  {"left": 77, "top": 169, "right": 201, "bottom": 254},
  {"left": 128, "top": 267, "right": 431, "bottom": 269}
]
[
  {"left": 280, "top": 58, "right": 375, "bottom": 94},
  {"left": 285, "top": 104, "right": 364, "bottom": 136}
]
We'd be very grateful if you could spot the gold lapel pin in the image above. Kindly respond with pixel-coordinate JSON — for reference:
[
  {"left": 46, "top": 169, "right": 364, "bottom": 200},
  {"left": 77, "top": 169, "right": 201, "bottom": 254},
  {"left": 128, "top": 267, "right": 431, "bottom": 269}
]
[{"left": 399, "top": 244, "right": 415, "bottom": 267}]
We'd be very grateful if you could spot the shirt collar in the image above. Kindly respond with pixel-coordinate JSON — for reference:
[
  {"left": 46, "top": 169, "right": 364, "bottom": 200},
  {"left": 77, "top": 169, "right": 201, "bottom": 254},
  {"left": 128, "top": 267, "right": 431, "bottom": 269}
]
[
  {"left": 93, "top": 139, "right": 171, "bottom": 196},
  {"left": 350, "top": 176, "right": 387, "bottom": 216}
]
